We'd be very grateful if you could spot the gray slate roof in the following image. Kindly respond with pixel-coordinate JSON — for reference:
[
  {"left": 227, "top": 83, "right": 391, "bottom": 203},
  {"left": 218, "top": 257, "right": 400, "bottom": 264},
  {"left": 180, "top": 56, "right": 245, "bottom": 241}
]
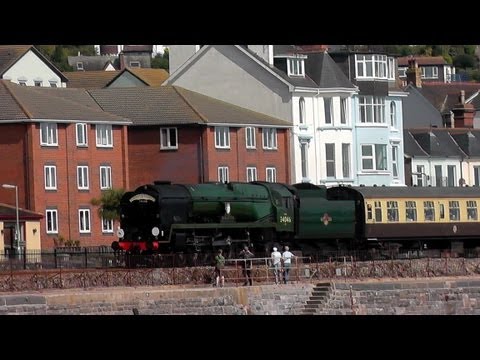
[
  {"left": 0, "top": 81, "right": 129, "bottom": 123},
  {"left": 304, "top": 52, "right": 356, "bottom": 89},
  {"left": 88, "top": 86, "right": 292, "bottom": 127},
  {"left": 403, "top": 130, "right": 429, "bottom": 157},
  {"left": 403, "top": 85, "right": 443, "bottom": 128},
  {"left": 449, "top": 130, "right": 480, "bottom": 157},
  {"left": 410, "top": 129, "right": 466, "bottom": 157}
]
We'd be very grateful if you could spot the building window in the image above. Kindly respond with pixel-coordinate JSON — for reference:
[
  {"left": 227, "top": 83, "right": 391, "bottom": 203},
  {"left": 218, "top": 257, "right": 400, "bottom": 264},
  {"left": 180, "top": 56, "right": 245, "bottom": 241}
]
[
  {"left": 215, "top": 127, "right": 230, "bottom": 149},
  {"left": 44, "top": 165, "right": 57, "bottom": 190},
  {"left": 129, "top": 61, "right": 141, "bottom": 68},
  {"left": 49, "top": 81, "right": 57, "bottom": 88},
  {"left": 218, "top": 166, "right": 229, "bottom": 183},
  {"left": 405, "top": 201, "right": 417, "bottom": 221},
  {"left": 374, "top": 201, "right": 382, "bottom": 222},
  {"left": 245, "top": 127, "right": 256, "bottom": 149},
  {"left": 388, "top": 57, "right": 395, "bottom": 80},
  {"left": 421, "top": 66, "right": 438, "bottom": 79},
  {"left": 77, "top": 166, "right": 89, "bottom": 190},
  {"left": 359, "top": 96, "right": 385, "bottom": 123},
  {"left": 299, "top": 97, "right": 305, "bottom": 125},
  {"left": 387, "top": 201, "right": 399, "bottom": 222},
  {"left": 324, "top": 98, "right": 332, "bottom": 124},
  {"left": 416, "top": 165, "right": 425, "bottom": 186},
  {"left": 390, "top": 102, "right": 397, "bottom": 128},
  {"left": 325, "top": 143, "right": 335, "bottom": 178},
  {"left": 342, "top": 143, "right": 351, "bottom": 179},
  {"left": 435, "top": 165, "right": 443, "bottom": 187},
  {"left": 160, "top": 127, "right": 178, "bottom": 150},
  {"left": 266, "top": 167, "right": 277, "bottom": 183},
  {"left": 46, "top": 209, "right": 58, "bottom": 234},
  {"left": 100, "top": 166, "right": 112, "bottom": 189},
  {"left": 102, "top": 218, "right": 114, "bottom": 233},
  {"left": 424, "top": 201, "right": 435, "bottom": 221},
  {"left": 449, "top": 201, "right": 460, "bottom": 221},
  {"left": 361, "top": 144, "right": 387, "bottom": 171},
  {"left": 467, "top": 200, "right": 478, "bottom": 220},
  {"left": 262, "top": 128, "right": 277, "bottom": 150},
  {"left": 300, "top": 142, "right": 308, "bottom": 180},
  {"left": 439, "top": 203, "right": 445, "bottom": 219},
  {"left": 398, "top": 67, "right": 407, "bottom": 78},
  {"left": 447, "top": 165, "right": 456, "bottom": 187},
  {"left": 355, "top": 54, "right": 387, "bottom": 79},
  {"left": 18, "top": 80, "right": 27, "bottom": 86},
  {"left": 392, "top": 145, "right": 399, "bottom": 178},
  {"left": 475, "top": 166, "right": 480, "bottom": 186},
  {"left": 79, "top": 209, "right": 91, "bottom": 233},
  {"left": 287, "top": 58, "right": 305, "bottom": 77},
  {"left": 76, "top": 62, "right": 84, "bottom": 71},
  {"left": 34, "top": 80, "right": 42, "bottom": 87},
  {"left": 96, "top": 124, "right": 113, "bottom": 147},
  {"left": 340, "top": 98, "right": 347, "bottom": 125},
  {"left": 40, "top": 123, "right": 58, "bottom": 146},
  {"left": 246, "top": 167, "right": 257, "bottom": 182},
  {"left": 76, "top": 123, "right": 88, "bottom": 146}
]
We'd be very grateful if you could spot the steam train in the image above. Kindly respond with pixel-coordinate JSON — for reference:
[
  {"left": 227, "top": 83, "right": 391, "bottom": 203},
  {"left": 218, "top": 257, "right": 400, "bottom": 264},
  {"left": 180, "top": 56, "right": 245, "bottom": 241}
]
[{"left": 112, "top": 181, "right": 480, "bottom": 256}]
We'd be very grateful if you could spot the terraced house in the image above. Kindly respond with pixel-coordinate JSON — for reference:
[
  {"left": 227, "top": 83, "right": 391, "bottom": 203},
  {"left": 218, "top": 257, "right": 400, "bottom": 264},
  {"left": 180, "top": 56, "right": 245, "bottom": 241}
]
[{"left": 0, "top": 81, "right": 131, "bottom": 250}]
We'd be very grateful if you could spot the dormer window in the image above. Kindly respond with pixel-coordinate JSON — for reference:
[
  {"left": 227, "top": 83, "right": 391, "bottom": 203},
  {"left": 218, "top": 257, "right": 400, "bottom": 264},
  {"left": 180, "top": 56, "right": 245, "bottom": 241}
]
[
  {"left": 129, "top": 61, "right": 141, "bottom": 68},
  {"left": 287, "top": 58, "right": 305, "bottom": 77},
  {"left": 76, "top": 62, "right": 84, "bottom": 71}
]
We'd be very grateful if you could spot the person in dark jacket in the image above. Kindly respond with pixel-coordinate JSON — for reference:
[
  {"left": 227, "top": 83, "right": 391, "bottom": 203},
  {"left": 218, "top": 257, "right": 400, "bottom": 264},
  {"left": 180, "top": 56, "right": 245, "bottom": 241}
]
[
  {"left": 238, "top": 245, "right": 254, "bottom": 286},
  {"left": 214, "top": 249, "right": 225, "bottom": 287}
]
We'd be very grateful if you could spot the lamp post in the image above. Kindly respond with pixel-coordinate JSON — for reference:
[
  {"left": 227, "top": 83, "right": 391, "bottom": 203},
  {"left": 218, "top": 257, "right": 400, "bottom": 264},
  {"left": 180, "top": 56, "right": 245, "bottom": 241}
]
[{"left": 2, "top": 184, "right": 20, "bottom": 255}]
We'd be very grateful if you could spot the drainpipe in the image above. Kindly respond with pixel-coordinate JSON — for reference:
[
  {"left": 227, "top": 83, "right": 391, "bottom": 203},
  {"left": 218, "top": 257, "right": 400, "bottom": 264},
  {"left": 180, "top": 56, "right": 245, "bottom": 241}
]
[{"left": 314, "top": 89, "right": 320, "bottom": 184}]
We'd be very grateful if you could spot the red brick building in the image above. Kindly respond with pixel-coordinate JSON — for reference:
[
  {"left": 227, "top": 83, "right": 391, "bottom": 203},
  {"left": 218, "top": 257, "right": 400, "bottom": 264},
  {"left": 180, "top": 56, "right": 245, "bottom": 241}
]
[
  {"left": 89, "top": 86, "right": 291, "bottom": 189},
  {"left": 0, "top": 81, "right": 131, "bottom": 249}
]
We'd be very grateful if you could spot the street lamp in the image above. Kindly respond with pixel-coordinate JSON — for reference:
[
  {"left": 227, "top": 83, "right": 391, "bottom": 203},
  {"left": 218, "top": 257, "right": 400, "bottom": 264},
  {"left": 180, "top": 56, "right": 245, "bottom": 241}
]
[{"left": 2, "top": 184, "right": 20, "bottom": 255}]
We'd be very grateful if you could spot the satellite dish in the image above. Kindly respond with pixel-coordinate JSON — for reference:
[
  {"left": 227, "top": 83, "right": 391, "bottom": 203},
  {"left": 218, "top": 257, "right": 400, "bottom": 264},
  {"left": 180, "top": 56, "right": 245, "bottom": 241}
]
[
  {"left": 117, "top": 228, "right": 125, "bottom": 238},
  {"left": 152, "top": 227, "right": 160, "bottom": 236}
]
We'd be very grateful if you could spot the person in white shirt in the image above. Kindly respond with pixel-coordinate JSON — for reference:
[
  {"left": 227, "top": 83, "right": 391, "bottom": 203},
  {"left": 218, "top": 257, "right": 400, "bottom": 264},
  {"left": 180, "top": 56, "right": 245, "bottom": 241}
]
[
  {"left": 271, "top": 247, "right": 282, "bottom": 284},
  {"left": 282, "top": 246, "right": 295, "bottom": 284}
]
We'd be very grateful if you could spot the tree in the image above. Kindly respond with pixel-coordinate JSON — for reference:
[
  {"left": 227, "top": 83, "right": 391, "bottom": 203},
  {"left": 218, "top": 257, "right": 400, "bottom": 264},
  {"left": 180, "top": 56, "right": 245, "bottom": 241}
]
[
  {"left": 90, "top": 188, "right": 125, "bottom": 221},
  {"left": 453, "top": 54, "right": 477, "bottom": 69},
  {"left": 151, "top": 48, "right": 169, "bottom": 71}
]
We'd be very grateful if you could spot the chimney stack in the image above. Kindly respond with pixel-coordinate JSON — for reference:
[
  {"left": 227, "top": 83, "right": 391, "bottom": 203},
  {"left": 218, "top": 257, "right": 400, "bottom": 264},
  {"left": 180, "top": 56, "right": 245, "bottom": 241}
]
[
  {"left": 406, "top": 57, "right": 422, "bottom": 88},
  {"left": 452, "top": 90, "right": 475, "bottom": 128},
  {"left": 119, "top": 52, "right": 126, "bottom": 70}
]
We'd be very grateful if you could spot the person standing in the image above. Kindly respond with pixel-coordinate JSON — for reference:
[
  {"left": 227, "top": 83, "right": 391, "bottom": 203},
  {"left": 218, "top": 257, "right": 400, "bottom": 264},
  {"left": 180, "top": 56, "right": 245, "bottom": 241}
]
[
  {"left": 214, "top": 249, "right": 225, "bottom": 287},
  {"left": 282, "top": 246, "right": 295, "bottom": 284},
  {"left": 271, "top": 247, "right": 282, "bottom": 284},
  {"left": 238, "top": 245, "right": 254, "bottom": 286}
]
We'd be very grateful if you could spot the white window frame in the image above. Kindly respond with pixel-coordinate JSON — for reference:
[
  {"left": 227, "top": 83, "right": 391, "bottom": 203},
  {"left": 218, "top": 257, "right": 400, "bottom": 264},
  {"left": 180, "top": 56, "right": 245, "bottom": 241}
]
[
  {"left": 245, "top": 127, "right": 256, "bottom": 149},
  {"left": 266, "top": 167, "right": 277, "bottom": 183},
  {"left": 44, "top": 165, "right": 57, "bottom": 190},
  {"left": 40, "top": 123, "right": 58, "bottom": 146},
  {"left": 129, "top": 61, "right": 140, "bottom": 68},
  {"left": 392, "top": 145, "right": 399, "bottom": 178},
  {"left": 102, "top": 218, "right": 114, "bottom": 233},
  {"left": 355, "top": 54, "right": 388, "bottom": 79},
  {"left": 100, "top": 166, "right": 112, "bottom": 190},
  {"left": 388, "top": 57, "right": 395, "bottom": 80},
  {"left": 262, "top": 128, "right": 277, "bottom": 150},
  {"left": 78, "top": 209, "right": 91, "bottom": 234},
  {"left": 18, "top": 80, "right": 27, "bottom": 86},
  {"left": 421, "top": 66, "right": 439, "bottom": 79},
  {"left": 246, "top": 167, "right": 257, "bottom": 182},
  {"left": 390, "top": 102, "right": 397, "bottom": 128},
  {"left": 218, "top": 166, "right": 229, "bottom": 183},
  {"left": 287, "top": 58, "right": 305, "bottom": 77},
  {"left": 215, "top": 127, "right": 230, "bottom": 149},
  {"left": 77, "top": 166, "right": 89, "bottom": 190},
  {"left": 76, "top": 123, "right": 88, "bottom": 146},
  {"left": 447, "top": 165, "right": 456, "bottom": 187},
  {"left": 324, "top": 97, "right": 333, "bottom": 125},
  {"left": 340, "top": 98, "right": 347, "bottom": 125},
  {"left": 300, "top": 142, "right": 308, "bottom": 180},
  {"left": 46, "top": 209, "right": 58, "bottom": 234},
  {"left": 76, "top": 62, "right": 84, "bottom": 71},
  {"left": 398, "top": 67, "right": 407, "bottom": 78},
  {"left": 342, "top": 143, "right": 351, "bottom": 179},
  {"left": 474, "top": 166, "right": 480, "bottom": 186},
  {"left": 416, "top": 165, "right": 425, "bottom": 186},
  {"left": 299, "top": 97, "right": 306, "bottom": 124},
  {"left": 361, "top": 144, "right": 387, "bottom": 171},
  {"left": 96, "top": 124, "right": 113, "bottom": 148},
  {"left": 34, "top": 80, "right": 42, "bottom": 87},
  {"left": 325, "top": 143, "right": 336, "bottom": 178},
  {"left": 359, "top": 96, "right": 385, "bottom": 123},
  {"left": 49, "top": 81, "right": 57, "bottom": 88},
  {"left": 160, "top": 127, "right": 178, "bottom": 150}
]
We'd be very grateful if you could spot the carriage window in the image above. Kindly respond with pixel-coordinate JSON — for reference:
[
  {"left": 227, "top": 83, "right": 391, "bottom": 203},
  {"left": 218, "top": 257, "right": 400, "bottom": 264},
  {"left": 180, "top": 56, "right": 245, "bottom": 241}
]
[
  {"left": 405, "top": 201, "right": 417, "bottom": 221},
  {"left": 387, "top": 201, "right": 399, "bottom": 222},
  {"left": 374, "top": 201, "right": 382, "bottom": 222},
  {"left": 367, "top": 203, "right": 373, "bottom": 220},
  {"left": 449, "top": 201, "right": 460, "bottom": 221},
  {"left": 467, "top": 200, "right": 478, "bottom": 220},
  {"left": 439, "top": 203, "right": 445, "bottom": 219},
  {"left": 424, "top": 201, "right": 435, "bottom": 221}
]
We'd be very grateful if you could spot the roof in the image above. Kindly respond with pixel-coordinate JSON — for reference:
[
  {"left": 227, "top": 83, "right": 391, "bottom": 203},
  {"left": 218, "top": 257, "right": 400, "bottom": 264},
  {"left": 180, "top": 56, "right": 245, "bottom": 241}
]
[
  {"left": 409, "top": 128, "right": 466, "bottom": 157},
  {"left": 88, "top": 86, "right": 292, "bottom": 127},
  {"left": 330, "top": 186, "right": 480, "bottom": 199},
  {"left": 0, "top": 203, "right": 43, "bottom": 220},
  {"left": 122, "top": 45, "right": 153, "bottom": 53},
  {"left": 304, "top": 52, "right": 356, "bottom": 89},
  {"left": 398, "top": 56, "right": 448, "bottom": 67},
  {"left": 107, "top": 68, "right": 169, "bottom": 88},
  {"left": 0, "top": 81, "right": 130, "bottom": 124},
  {"left": 402, "top": 85, "right": 443, "bottom": 128},
  {"left": 403, "top": 130, "right": 429, "bottom": 157},
  {"left": 0, "top": 45, "right": 68, "bottom": 82},
  {"left": 63, "top": 70, "right": 119, "bottom": 89},
  {"left": 68, "top": 55, "right": 119, "bottom": 71},
  {"left": 449, "top": 129, "right": 480, "bottom": 157},
  {"left": 418, "top": 83, "right": 480, "bottom": 113}
]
